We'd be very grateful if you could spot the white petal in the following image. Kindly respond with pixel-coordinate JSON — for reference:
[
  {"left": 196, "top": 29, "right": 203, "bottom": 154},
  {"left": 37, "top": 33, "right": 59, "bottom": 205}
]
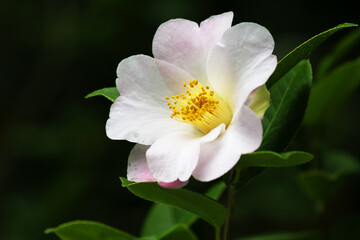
[
  {"left": 127, "top": 144, "right": 189, "bottom": 189},
  {"left": 106, "top": 95, "right": 194, "bottom": 144},
  {"left": 207, "top": 22, "right": 277, "bottom": 113},
  {"left": 116, "top": 55, "right": 177, "bottom": 104},
  {"left": 127, "top": 144, "right": 155, "bottom": 182},
  {"left": 155, "top": 59, "right": 195, "bottom": 93},
  {"left": 200, "top": 12, "right": 233, "bottom": 54},
  {"left": 146, "top": 124, "right": 225, "bottom": 182},
  {"left": 152, "top": 12, "right": 233, "bottom": 83},
  {"left": 193, "top": 106, "right": 262, "bottom": 182},
  {"left": 107, "top": 55, "right": 196, "bottom": 144}
]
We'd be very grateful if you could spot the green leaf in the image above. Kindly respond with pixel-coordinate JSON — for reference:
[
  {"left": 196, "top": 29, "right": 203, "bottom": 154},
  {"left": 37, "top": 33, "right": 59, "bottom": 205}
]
[
  {"left": 322, "top": 149, "right": 360, "bottom": 175},
  {"left": 45, "top": 220, "right": 136, "bottom": 240},
  {"left": 304, "top": 57, "right": 360, "bottom": 126},
  {"left": 159, "top": 225, "right": 198, "bottom": 240},
  {"left": 316, "top": 28, "right": 360, "bottom": 79},
  {"left": 267, "top": 23, "right": 357, "bottom": 88},
  {"left": 260, "top": 60, "right": 312, "bottom": 152},
  {"left": 233, "top": 167, "right": 266, "bottom": 191},
  {"left": 234, "top": 61, "right": 312, "bottom": 190},
  {"left": 235, "top": 231, "right": 319, "bottom": 240},
  {"left": 85, "top": 87, "right": 119, "bottom": 102},
  {"left": 141, "top": 182, "right": 226, "bottom": 238},
  {"left": 141, "top": 203, "right": 189, "bottom": 238},
  {"left": 120, "top": 178, "right": 227, "bottom": 230},
  {"left": 298, "top": 149, "right": 359, "bottom": 203},
  {"left": 204, "top": 180, "right": 227, "bottom": 200},
  {"left": 298, "top": 170, "right": 342, "bottom": 203},
  {"left": 236, "top": 151, "right": 313, "bottom": 169}
]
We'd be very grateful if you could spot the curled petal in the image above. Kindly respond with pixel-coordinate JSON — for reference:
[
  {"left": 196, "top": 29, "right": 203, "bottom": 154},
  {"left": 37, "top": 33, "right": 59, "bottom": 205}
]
[
  {"left": 127, "top": 144, "right": 188, "bottom": 189},
  {"left": 207, "top": 22, "right": 277, "bottom": 114},
  {"left": 153, "top": 12, "right": 233, "bottom": 83},
  {"left": 193, "top": 106, "right": 262, "bottom": 182},
  {"left": 127, "top": 144, "right": 155, "bottom": 182},
  {"left": 200, "top": 12, "right": 234, "bottom": 57},
  {"left": 146, "top": 124, "right": 225, "bottom": 182}
]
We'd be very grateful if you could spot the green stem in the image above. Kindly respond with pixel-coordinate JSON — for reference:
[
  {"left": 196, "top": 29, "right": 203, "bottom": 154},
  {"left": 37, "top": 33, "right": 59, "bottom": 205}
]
[
  {"left": 221, "top": 169, "right": 236, "bottom": 240},
  {"left": 215, "top": 227, "right": 221, "bottom": 240}
]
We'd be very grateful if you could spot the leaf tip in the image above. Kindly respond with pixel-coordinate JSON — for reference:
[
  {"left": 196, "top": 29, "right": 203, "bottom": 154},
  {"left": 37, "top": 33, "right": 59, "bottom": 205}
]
[
  {"left": 336, "top": 22, "right": 358, "bottom": 28},
  {"left": 84, "top": 87, "right": 119, "bottom": 102},
  {"left": 84, "top": 92, "right": 94, "bottom": 99},
  {"left": 44, "top": 227, "right": 55, "bottom": 234},
  {"left": 120, "top": 177, "right": 134, "bottom": 187}
]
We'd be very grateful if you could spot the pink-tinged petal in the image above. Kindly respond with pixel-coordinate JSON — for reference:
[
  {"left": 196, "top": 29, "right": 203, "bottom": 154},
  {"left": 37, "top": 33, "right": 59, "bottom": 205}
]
[
  {"left": 127, "top": 144, "right": 189, "bottom": 189},
  {"left": 127, "top": 144, "right": 155, "bottom": 182},
  {"left": 200, "top": 12, "right": 233, "bottom": 54},
  {"left": 106, "top": 55, "right": 196, "bottom": 144},
  {"left": 193, "top": 106, "right": 262, "bottom": 182},
  {"left": 152, "top": 12, "right": 233, "bottom": 83},
  {"left": 153, "top": 19, "right": 203, "bottom": 79},
  {"left": 207, "top": 22, "right": 277, "bottom": 113},
  {"left": 146, "top": 124, "right": 225, "bottom": 182},
  {"left": 158, "top": 180, "right": 188, "bottom": 189}
]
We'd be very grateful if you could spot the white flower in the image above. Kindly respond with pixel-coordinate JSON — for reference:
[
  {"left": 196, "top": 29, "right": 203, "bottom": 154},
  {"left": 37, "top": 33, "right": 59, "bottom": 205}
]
[{"left": 106, "top": 12, "right": 277, "bottom": 188}]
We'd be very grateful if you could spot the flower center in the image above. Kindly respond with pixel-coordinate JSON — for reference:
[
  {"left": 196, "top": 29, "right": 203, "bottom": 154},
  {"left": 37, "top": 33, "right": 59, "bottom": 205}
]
[{"left": 165, "top": 80, "right": 232, "bottom": 134}]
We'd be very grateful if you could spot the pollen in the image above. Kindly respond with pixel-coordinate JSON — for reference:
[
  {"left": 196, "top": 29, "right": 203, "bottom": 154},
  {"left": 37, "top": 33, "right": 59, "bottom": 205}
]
[{"left": 165, "top": 80, "right": 232, "bottom": 134}]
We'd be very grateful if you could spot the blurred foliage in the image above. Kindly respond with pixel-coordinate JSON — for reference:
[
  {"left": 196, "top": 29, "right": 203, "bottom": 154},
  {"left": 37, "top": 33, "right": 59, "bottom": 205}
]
[
  {"left": 1, "top": 0, "right": 359, "bottom": 240},
  {"left": 45, "top": 220, "right": 137, "bottom": 240}
]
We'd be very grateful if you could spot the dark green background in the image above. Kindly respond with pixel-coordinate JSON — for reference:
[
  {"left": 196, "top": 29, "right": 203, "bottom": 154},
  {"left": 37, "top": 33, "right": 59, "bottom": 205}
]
[{"left": 1, "top": 0, "right": 359, "bottom": 239}]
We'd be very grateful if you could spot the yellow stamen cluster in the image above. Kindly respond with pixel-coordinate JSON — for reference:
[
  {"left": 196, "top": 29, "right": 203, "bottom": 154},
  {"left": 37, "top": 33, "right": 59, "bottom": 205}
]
[{"left": 165, "top": 80, "right": 232, "bottom": 134}]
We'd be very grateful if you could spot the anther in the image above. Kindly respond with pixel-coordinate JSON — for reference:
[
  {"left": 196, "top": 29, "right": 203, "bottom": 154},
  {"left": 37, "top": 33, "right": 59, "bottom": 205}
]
[{"left": 165, "top": 80, "right": 232, "bottom": 134}]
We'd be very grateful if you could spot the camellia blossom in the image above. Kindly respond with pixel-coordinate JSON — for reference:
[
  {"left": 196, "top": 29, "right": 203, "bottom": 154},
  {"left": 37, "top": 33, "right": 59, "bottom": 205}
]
[{"left": 106, "top": 12, "right": 277, "bottom": 188}]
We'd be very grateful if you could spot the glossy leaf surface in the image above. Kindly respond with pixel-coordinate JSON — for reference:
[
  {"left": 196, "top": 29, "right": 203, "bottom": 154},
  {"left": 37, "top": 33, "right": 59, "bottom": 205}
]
[
  {"left": 267, "top": 23, "right": 357, "bottom": 88},
  {"left": 236, "top": 151, "right": 313, "bottom": 169},
  {"left": 121, "top": 178, "right": 227, "bottom": 230},
  {"left": 141, "top": 181, "right": 225, "bottom": 237},
  {"left": 234, "top": 60, "right": 312, "bottom": 190},
  {"left": 261, "top": 60, "right": 312, "bottom": 152}
]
